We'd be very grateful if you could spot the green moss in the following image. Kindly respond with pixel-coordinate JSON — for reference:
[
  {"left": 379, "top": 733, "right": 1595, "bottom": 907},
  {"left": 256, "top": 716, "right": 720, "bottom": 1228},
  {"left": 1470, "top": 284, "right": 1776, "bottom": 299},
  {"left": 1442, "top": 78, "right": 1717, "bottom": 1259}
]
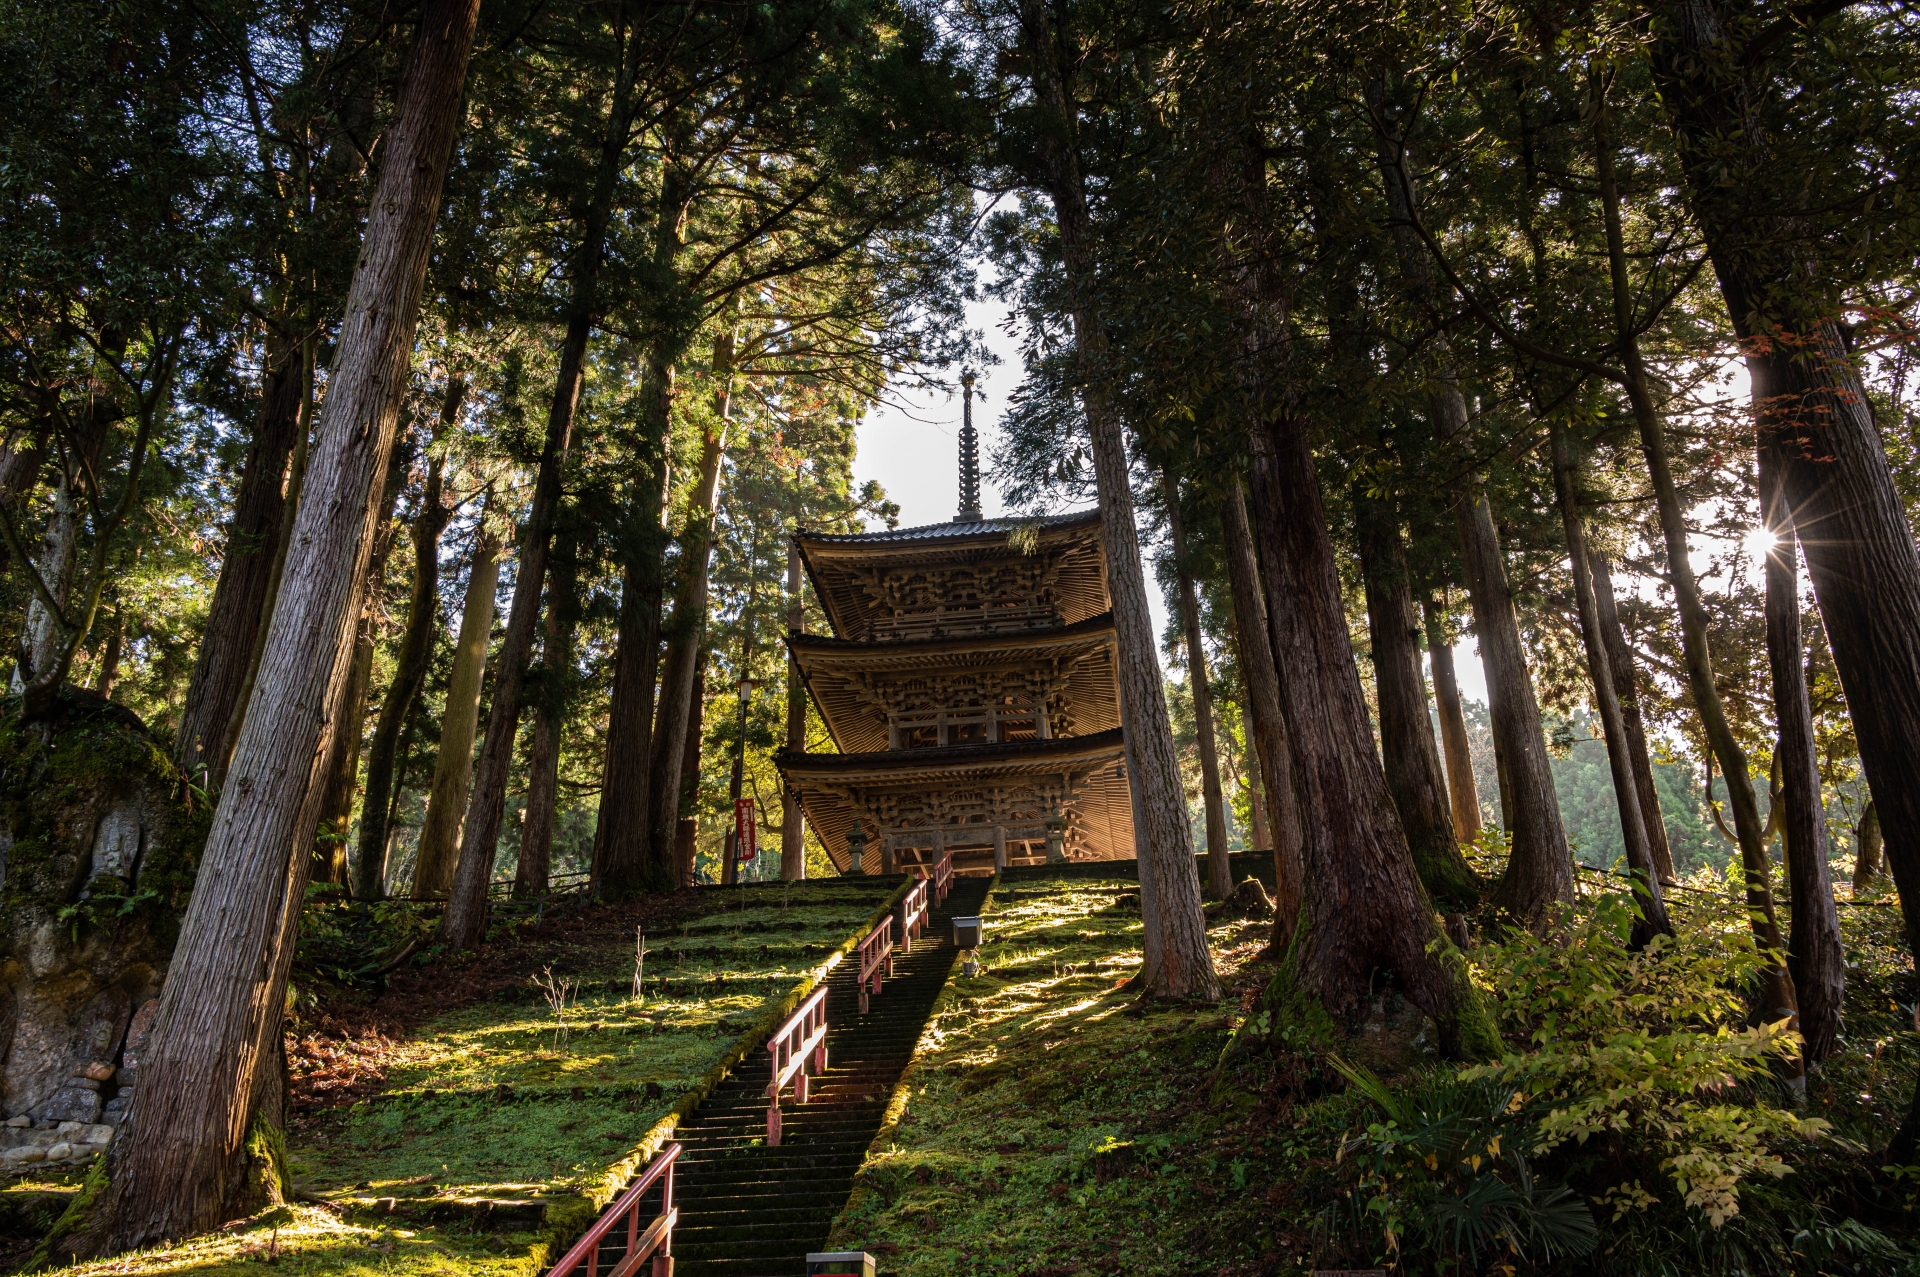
[
  {"left": 827, "top": 875, "right": 1283, "bottom": 1276},
  {"left": 24, "top": 1150, "right": 108, "bottom": 1271},
  {"left": 0, "top": 697, "right": 208, "bottom": 954}
]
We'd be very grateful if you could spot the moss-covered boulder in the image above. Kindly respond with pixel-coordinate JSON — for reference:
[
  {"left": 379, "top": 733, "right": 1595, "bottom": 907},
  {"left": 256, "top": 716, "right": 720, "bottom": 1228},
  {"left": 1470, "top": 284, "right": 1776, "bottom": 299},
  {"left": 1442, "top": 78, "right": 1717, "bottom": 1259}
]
[{"left": 0, "top": 688, "right": 206, "bottom": 1146}]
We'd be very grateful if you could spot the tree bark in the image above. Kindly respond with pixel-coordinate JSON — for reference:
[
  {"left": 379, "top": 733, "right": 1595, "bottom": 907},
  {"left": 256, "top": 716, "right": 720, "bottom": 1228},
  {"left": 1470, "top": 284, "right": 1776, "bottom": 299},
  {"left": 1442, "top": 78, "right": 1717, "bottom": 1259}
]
[
  {"left": 1016, "top": 0, "right": 1217, "bottom": 1001},
  {"left": 590, "top": 140, "right": 693, "bottom": 901},
  {"left": 175, "top": 330, "right": 306, "bottom": 783},
  {"left": 1355, "top": 495, "right": 1481, "bottom": 908},
  {"left": 412, "top": 525, "right": 499, "bottom": 898},
  {"left": 1240, "top": 696, "right": 1272, "bottom": 851},
  {"left": 1373, "top": 110, "right": 1573, "bottom": 920},
  {"left": 1548, "top": 420, "right": 1670, "bottom": 943},
  {"left": 1421, "top": 592, "right": 1484, "bottom": 846},
  {"left": 315, "top": 441, "right": 411, "bottom": 889},
  {"left": 1589, "top": 550, "right": 1679, "bottom": 883},
  {"left": 353, "top": 381, "right": 459, "bottom": 900},
  {"left": 1163, "top": 471, "right": 1231, "bottom": 901},
  {"left": 1593, "top": 93, "right": 1801, "bottom": 1080},
  {"left": 782, "top": 535, "right": 806, "bottom": 880},
  {"left": 77, "top": 0, "right": 479, "bottom": 1251},
  {"left": 594, "top": 553, "right": 666, "bottom": 894},
  {"left": 646, "top": 342, "right": 732, "bottom": 887},
  {"left": 1248, "top": 421, "right": 1491, "bottom": 1056},
  {"left": 1651, "top": 0, "right": 1920, "bottom": 1114},
  {"left": 441, "top": 16, "right": 657, "bottom": 947},
  {"left": 1856, "top": 802, "right": 1884, "bottom": 892},
  {"left": 515, "top": 541, "right": 576, "bottom": 898},
  {"left": 1760, "top": 444, "right": 1844, "bottom": 1065},
  {"left": 92, "top": 605, "right": 123, "bottom": 698},
  {"left": 1220, "top": 480, "right": 1304, "bottom": 949},
  {"left": 680, "top": 648, "right": 710, "bottom": 887},
  {"left": 314, "top": 617, "right": 375, "bottom": 887}
]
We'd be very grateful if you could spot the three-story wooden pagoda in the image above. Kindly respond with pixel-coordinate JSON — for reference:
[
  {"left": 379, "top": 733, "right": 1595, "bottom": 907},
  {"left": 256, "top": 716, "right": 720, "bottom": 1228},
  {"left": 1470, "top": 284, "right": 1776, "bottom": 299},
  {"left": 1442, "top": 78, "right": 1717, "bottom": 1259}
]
[{"left": 775, "top": 380, "right": 1136, "bottom": 875}]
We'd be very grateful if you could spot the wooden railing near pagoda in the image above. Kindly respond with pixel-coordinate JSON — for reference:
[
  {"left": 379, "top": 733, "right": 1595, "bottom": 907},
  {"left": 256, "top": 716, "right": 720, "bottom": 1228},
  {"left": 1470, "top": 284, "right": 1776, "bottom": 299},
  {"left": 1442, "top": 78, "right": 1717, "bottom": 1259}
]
[
  {"left": 546, "top": 1143, "right": 680, "bottom": 1277},
  {"left": 917, "top": 847, "right": 954, "bottom": 907},
  {"left": 898, "top": 877, "right": 929, "bottom": 951},
  {"left": 765, "top": 985, "right": 829, "bottom": 1146},
  {"left": 856, "top": 916, "right": 894, "bottom": 1014}
]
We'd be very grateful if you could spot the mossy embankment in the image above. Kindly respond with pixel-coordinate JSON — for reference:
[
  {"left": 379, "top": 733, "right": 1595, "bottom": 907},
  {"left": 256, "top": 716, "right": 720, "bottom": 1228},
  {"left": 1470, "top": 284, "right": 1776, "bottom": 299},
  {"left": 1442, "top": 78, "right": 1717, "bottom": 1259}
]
[
  {"left": 826, "top": 863, "right": 1920, "bottom": 1277},
  {"left": 826, "top": 870, "right": 1314, "bottom": 1276},
  {"left": 11, "top": 878, "right": 902, "bottom": 1277}
]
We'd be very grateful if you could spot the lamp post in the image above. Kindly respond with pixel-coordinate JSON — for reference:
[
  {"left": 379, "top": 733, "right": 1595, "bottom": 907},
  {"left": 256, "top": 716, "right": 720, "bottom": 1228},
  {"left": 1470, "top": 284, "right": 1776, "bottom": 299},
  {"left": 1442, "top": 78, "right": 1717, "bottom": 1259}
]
[{"left": 723, "top": 673, "right": 757, "bottom": 885}]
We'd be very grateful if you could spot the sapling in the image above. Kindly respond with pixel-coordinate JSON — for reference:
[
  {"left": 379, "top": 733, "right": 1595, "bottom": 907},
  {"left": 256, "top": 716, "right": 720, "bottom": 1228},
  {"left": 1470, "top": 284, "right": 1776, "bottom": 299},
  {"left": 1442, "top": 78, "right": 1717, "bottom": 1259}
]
[
  {"left": 632, "top": 926, "right": 652, "bottom": 1003},
  {"left": 531, "top": 966, "right": 576, "bottom": 1049}
]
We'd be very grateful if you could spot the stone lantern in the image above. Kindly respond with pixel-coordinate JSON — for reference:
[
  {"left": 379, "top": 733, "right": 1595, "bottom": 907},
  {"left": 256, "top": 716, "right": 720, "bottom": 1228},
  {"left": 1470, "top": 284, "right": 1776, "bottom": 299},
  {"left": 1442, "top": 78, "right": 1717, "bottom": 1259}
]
[
  {"left": 1044, "top": 810, "right": 1068, "bottom": 865},
  {"left": 845, "top": 819, "right": 867, "bottom": 875}
]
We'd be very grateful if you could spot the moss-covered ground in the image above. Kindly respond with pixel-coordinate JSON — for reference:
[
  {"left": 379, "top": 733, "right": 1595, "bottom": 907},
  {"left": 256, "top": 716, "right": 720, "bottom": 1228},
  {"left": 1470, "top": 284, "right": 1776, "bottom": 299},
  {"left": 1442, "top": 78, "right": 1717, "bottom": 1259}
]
[
  {"left": 290, "top": 881, "right": 896, "bottom": 1202},
  {"left": 10, "top": 879, "right": 897, "bottom": 1277},
  {"left": 826, "top": 868, "right": 1920, "bottom": 1277},
  {"left": 826, "top": 873, "right": 1317, "bottom": 1276}
]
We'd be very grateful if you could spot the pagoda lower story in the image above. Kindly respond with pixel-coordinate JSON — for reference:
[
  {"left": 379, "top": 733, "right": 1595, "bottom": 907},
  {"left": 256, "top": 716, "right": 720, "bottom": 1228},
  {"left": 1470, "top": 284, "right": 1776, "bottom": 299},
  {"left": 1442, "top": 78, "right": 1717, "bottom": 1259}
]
[{"left": 782, "top": 729, "right": 1137, "bottom": 875}]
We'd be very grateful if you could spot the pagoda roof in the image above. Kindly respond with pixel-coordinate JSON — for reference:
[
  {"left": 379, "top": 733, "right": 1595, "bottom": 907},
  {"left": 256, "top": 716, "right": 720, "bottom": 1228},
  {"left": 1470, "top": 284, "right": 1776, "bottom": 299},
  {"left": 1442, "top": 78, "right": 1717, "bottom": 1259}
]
[
  {"left": 794, "top": 509, "right": 1108, "bottom": 642},
  {"left": 777, "top": 729, "right": 1135, "bottom": 873},
  {"left": 798, "top": 508, "right": 1099, "bottom": 548},
  {"left": 789, "top": 613, "right": 1120, "bottom": 754}
]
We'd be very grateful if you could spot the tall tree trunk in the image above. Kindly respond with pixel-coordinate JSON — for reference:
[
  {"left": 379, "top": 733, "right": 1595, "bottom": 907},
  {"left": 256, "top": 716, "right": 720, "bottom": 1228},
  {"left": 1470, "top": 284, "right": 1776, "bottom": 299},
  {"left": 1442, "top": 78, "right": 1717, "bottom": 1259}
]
[
  {"left": 1593, "top": 94, "right": 1802, "bottom": 1082},
  {"left": 782, "top": 535, "right": 806, "bottom": 880},
  {"left": 412, "top": 526, "right": 500, "bottom": 898},
  {"left": 354, "top": 380, "right": 459, "bottom": 900},
  {"left": 595, "top": 551, "right": 666, "bottom": 894},
  {"left": 1421, "top": 592, "right": 1484, "bottom": 845},
  {"left": 1856, "top": 802, "right": 1884, "bottom": 892},
  {"left": 1220, "top": 481, "right": 1304, "bottom": 948},
  {"left": 1589, "top": 551, "right": 1678, "bottom": 883},
  {"left": 175, "top": 330, "right": 306, "bottom": 782},
  {"left": 1016, "top": 0, "right": 1217, "bottom": 1000},
  {"left": 92, "top": 605, "right": 123, "bottom": 698},
  {"left": 679, "top": 649, "right": 709, "bottom": 887},
  {"left": 1247, "top": 420, "right": 1494, "bottom": 1057},
  {"left": 314, "top": 618, "right": 375, "bottom": 887},
  {"left": 591, "top": 146, "right": 693, "bottom": 901},
  {"left": 515, "top": 541, "right": 576, "bottom": 898},
  {"left": 316, "top": 440, "right": 412, "bottom": 889},
  {"left": 440, "top": 16, "right": 655, "bottom": 948},
  {"left": 646, "top": 340, "right": 732, "bottom": 886},
  {"left": 76, "top": 0, "right": 479, "bottom": 1252},
  {"left": 1760, "top": 445, "right": 1844, "bottom": 1065},
  {"left": 1548, "top": 421, "right": 1670, "bottom": 943},
  {"left": 1355, "top": 496, "right": 1481, "bottom": 908},
  {"left": 1163, "top": 472, "right": 1231, "bottom": 901},
  {"left": 1240, "top": 696, "right": 1272, "bottom": 852},
  {"left": 1373, "top": 94, "right": 1574, "bottom": 920}
]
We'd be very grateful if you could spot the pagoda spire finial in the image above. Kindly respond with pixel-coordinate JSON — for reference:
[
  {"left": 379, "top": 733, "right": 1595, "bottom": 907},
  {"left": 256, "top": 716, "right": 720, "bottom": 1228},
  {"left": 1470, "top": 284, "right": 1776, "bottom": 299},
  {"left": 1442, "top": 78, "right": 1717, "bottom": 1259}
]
[{"left": 954, "top": 369, "right": 982, "bottom": 523}]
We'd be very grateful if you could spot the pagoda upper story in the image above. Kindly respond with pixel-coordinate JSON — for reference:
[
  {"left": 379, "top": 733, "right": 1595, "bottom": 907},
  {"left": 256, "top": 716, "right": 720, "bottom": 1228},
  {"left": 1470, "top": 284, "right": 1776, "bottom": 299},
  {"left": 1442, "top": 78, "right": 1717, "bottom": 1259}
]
[
  {"left": 776, "top": 382, "right": 1135, "bottom": 875},
  {"left": 794, "top": 509, "right": 1109, "bottom": 644}
]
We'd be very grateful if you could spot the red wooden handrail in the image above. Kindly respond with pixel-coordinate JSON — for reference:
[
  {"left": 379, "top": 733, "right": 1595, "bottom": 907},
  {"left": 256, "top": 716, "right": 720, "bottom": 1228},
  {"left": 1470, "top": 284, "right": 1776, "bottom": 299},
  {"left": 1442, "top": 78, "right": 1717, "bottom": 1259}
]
[
  {"left": 766, "top": 985, "right": 829, "bottom": 1146},
  {"left": 547, "top": 1143, "right": 680, "bottom": 1277},
  {"left": 856, "top": 915, "right": 894, "bottom": 1014},
  {"left": 899, "top": 877, "right": 928, "bottom": 952},
  {"left": 927, "top": 847, "right": 954, "bottom": 906}
]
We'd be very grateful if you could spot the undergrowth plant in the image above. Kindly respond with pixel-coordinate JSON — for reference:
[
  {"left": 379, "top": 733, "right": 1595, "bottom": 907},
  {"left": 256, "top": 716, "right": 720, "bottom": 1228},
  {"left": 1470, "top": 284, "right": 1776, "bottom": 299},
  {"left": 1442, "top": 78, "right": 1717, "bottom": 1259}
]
[{"left": 1466, "top": 886, "right": 1826, "bottom": 1229}]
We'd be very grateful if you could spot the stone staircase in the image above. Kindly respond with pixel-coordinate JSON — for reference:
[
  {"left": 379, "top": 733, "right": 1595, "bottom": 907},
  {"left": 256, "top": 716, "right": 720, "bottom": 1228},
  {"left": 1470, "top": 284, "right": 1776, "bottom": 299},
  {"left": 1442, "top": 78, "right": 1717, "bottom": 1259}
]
[{"left": 666, "top": 875, "right": 988, "bottom": 1276}]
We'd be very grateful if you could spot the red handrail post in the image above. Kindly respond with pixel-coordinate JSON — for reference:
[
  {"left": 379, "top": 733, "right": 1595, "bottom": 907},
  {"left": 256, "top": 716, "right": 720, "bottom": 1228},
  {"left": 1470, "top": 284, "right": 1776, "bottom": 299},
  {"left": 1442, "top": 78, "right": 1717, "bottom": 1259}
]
[
  {"left": 545, "top": 1143, "right": 681, "bottom": 1277},
  {"left": 857, "top": 916, "right": 894, "bottom": 1014},
  {"left": 766, "top": 985, "right": 829, "bottom": 1147}
]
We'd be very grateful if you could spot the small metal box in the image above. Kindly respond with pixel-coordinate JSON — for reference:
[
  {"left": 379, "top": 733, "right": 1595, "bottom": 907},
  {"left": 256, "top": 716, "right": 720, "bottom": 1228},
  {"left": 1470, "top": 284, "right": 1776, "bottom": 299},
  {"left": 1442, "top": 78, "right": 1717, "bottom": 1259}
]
[
  {"left": 805, "top": 1253, "right": 877, "bottom": 1277},
  {"left": 952, "top": 915, "right": 982, "bottom": 949}
]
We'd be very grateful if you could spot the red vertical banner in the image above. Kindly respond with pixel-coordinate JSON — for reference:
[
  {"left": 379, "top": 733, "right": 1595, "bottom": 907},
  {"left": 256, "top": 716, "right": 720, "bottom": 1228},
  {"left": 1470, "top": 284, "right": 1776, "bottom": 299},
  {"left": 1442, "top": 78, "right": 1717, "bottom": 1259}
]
[{"left": 734, "top": 798, "right": 757, "bottom": 864}]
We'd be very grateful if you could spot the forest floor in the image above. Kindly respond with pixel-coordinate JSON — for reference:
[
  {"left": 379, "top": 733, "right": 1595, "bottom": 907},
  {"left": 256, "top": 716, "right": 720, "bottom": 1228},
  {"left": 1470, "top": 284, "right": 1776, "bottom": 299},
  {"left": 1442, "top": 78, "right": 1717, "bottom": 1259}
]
[
  {"left": 826, "top": 867, "right": 1920, "bottom": 1277},
  {"left": 7, "top": 878, "right": 900, "bottom": 1277}
]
